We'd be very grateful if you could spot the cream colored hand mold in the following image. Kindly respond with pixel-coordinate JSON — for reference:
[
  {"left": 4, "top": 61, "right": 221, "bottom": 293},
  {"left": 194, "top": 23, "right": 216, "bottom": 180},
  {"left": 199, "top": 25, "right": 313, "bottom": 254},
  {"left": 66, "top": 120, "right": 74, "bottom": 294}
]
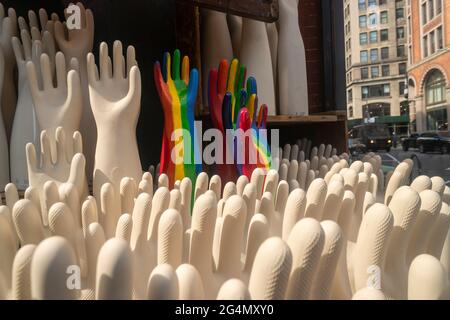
[{"left": 88, "top": 41, "right": 141, "bottom": 200}]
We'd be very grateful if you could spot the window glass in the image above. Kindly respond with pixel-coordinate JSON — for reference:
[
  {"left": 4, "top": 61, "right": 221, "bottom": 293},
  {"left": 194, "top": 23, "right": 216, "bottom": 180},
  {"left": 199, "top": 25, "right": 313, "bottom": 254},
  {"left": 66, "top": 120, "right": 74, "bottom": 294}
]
[
  {"left": 380, "top": 11, "right": 388, "bottom": 24},
  {"left": 437, "top": 27, "right": 443, "bottom": 49},
  {"left": 399, "top": 63, "right": 406, "bottom": 75},
  {"left": 380, "top": 29, "right": 389, "bottom": 41},
  {"left": 370, "top": 48, "right": 378, "bottom": 62},
  {"left": 361, "top": 67, "right": 369, "bottom": 79},
  {"left": 397, "top": 27, "right": 405, "bottom": 39},
  {"left": 359, "top": 0, "right": 366, "bottom": 10},
  {"left": 360, "top": 50, "right": 369, "bottom": 63},
  {"left": 436, "top": 0, "right": 442, "bottom": 14},
  {"left": 371, "top": 66, "right": 379, "bottom": 78},
  {"left": 423, "top": 35, "right": 428, "bottom": 57},
  {"left": 399, "top": 81, "right": 406, "bottom": 96},
  {"left": 360, "top": 32, "right": 368, "bottom": 44},
  {"left": 368, "top": 13, "right": 377, "bottom": 27},
  {"left": 422, "top": 3, "right": 427, "bottom": 24},
  {"left": 381, "top": 47, "right": 389, "bottom": 59},
  {"left": 397, "top": 45, "right": 405, "bottom": 57},
  {"left": 430, "top": 30, "right": 435, "bottom": 54},
  {"left": 359, "top": 15, "right": 367, "bottom": 28},
  {"left": 370, "top": 31, "right": 378, "bottom": 43},
  {"left": 426, "top": 71, "right": 446, "bottom": 106}
]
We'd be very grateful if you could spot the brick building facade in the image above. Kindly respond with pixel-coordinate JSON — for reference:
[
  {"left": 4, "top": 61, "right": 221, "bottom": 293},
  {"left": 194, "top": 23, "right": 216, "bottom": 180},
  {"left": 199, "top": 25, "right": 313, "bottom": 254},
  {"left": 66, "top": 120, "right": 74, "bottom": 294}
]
[{"left": 407, "top": 0, "right": 450, "bottom": 132}]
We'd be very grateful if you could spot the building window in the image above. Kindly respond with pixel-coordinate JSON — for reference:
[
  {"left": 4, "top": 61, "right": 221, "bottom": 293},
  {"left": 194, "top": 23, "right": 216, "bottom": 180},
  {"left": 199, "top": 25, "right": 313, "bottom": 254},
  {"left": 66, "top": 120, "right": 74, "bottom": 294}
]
[
  {"left": 436, "top": 0, "right": 442, "bottom": 14},
  {"left": 371, "top": 66, "right": 380, "bottom": 78},
  {"left": 379, "top": 0, "right": 387, "bottom": 5},
  {"left": 361, "top": 67, "right": 369, "bottom": 79},
  {"left": 368, "top": 0, "right": 377, "bottom": 7},
  {"left": 408, "top": 16, "right": 412, "bottom": 37},
  {"left": 399, "top": 81, "right": 406, "bottom": 96},
  {"left": 359, "top": 15, "right": 367, "bottom": 28},
  {"left": 383, "top": 84, "right": 390, "bottom": 96},
  {"left": 430, "top": 30, "right": 436, "bottom": 54},
  {"left": 429, "top": 0, "right": 434, "bottom": 19},
  {"left": 361, "top": 84, "right": 391, "bottom": 99},
  {"left": 362, "top": 87, "right": 369, "bottom": 99},
  {"left": 425, "top": 70, "right": 447, "bottom": 130},
  {"left": 397, "top": 45, "right": 405, "bottom": 57},
  {"left": 398, "top": 63, "right": 406, "bottom": 75},
  {"left": 370, "top": 31, "right": 378, "bottom": 43},
  {"left": 359, "top": 0, "right": 366, "bottom": 10},
  {"left": 396, "top": 8, "right": 404, "bottom": 19},
  {"left": 363, "top": 103, "right": 391, "bottom": 117},
  {"left": 348, "top": 106, "right": 354, "bottom": 118},
  {"left": 360, "top": 32, "right": 368, "bottom": 44},
  {"left": 437, "top": 27, "right": 443, "bottom": 49},
  {"left": 380, "top": 29, "right": 389, "bottom": 41},
  {"left": 425, "top": 70, "right": 446, "bottom": 106},
  {"left": 368, "top": 13, "right": 377, "bottom": 27},
  {"left": 423, "top": 35, "right": 428, "bottom": 57},
  {"left": 348, "top": 89, "right": 353, "bottom": 103},
  {"left": 360, "top": 50, "right": 369, "bottom": 63},
  {"left": 422, "top": 2, "right": 427, "bottom": 24},
  {"left": 397, "top": 27, "right": 405, "bottom": 39},
  {"left": 382, "top": 65, "right": 390, "bottom": 76},
  {"left": 380, "top": 11, "right": 388, "bottom": 24},
  {"left": 381, "top": 47, "right": 389, "bottom": 59},
  {"left": 370, "top": 48, "right": 379, "bottom": 62}
]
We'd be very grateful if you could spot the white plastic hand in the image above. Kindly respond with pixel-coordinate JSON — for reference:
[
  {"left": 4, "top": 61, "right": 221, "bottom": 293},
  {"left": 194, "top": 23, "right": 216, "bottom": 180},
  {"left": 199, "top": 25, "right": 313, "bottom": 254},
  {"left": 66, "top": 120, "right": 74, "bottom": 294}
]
[
  {"left": 54, "top": 2, "right": 95, "bottom": 178},
  {"left": 27, "top": 52, "right": 82, "bottom": 160},
  {"left": 18, "top": 9, "right": 57, "bottom": 60},
  {"left": 87, "top": 41, "right": 142, "bottom": 199},
  {"left": 18, "top": 8, "right": 58, "bottom": 38},
  {"left": 26, "top": 127, "right": 87, "bottom": 200},
  {"left": 0, "top": 3, "right": 18, "bottom": 138},
  {"left": 0, "top": 46, "right": 8, "bottom": 191},
  {"left": 10, "top": 29, "right": 43, "bottom": 188}
]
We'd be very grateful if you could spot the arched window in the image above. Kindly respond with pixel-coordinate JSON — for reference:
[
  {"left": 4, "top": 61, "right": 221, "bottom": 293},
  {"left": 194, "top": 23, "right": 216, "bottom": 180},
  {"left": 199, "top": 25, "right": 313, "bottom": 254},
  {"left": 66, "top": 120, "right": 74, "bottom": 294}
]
[
  {"left": 424, "top": 69, "right": 447, "bottom": 130},
  {"left": 425, "top": 70, "right": 446, "bottom": 106}
]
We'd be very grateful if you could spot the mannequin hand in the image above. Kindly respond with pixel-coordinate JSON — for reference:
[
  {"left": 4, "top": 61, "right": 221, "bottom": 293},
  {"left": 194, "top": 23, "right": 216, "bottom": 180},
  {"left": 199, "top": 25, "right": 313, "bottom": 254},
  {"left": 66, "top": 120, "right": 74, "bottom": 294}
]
[
  {"left": 208, "top": 59, "right": 228, "bottom": 134},
  {"left": 0, "top": 4, "right": 18, "bottom": 137},
  {"left": 88, "top": 41, "right": 140, "bottom": 125},
  {"left": 0, "top": 4, "right": 17, "bottom": 66},
  {"left": 12, "top": 29, "right": 43, "bottom": 92},
  {"left": 17, "top": 9, "right": 59, "bottom": 74},
  {"left": 209, "top": 62, "right": 238, "bottom": 181},
  {"left": 54, "top": 2, "right": 93, "bottom": 64},
  {"left": 88, "top": 41, "right": 142, "bottom": 198},
  {"left": 27, "top": 51, "right": 82, "bottom": 158},
  {"left": 18, "top": 8, "right": 59, "bottom": 39},
  {"left": 225, "top": 59, "right": 246, "bottom": 127},
  {"left": 18, "top": 9, "right": 57, "bottom": 61},
  {"left": 26, "top": 127, "right": 87, "bottom": 199},
  {"left": 154, "top": 50, "right": 199, "bottom": 184}
]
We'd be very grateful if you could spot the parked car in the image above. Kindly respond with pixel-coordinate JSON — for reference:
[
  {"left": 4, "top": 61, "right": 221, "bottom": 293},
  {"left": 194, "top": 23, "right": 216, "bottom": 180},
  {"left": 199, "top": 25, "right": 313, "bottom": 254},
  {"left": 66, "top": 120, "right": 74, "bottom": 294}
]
[
  {"left": 348, "top": 124, "right": 392, "bottom": 152},
  {"left": 402, "top": 133, "right": 420, "bottom": 151},
  {"left": 416, "top": 131, "right": 450, "bottom": 154}
]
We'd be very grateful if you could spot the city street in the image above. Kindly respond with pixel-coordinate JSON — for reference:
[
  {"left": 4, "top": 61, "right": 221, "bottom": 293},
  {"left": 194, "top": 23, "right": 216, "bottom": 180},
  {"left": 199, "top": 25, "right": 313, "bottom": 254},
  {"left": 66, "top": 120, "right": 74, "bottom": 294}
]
[{"left": 374, "top": 147, "right": 450, "bottom": 185}]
